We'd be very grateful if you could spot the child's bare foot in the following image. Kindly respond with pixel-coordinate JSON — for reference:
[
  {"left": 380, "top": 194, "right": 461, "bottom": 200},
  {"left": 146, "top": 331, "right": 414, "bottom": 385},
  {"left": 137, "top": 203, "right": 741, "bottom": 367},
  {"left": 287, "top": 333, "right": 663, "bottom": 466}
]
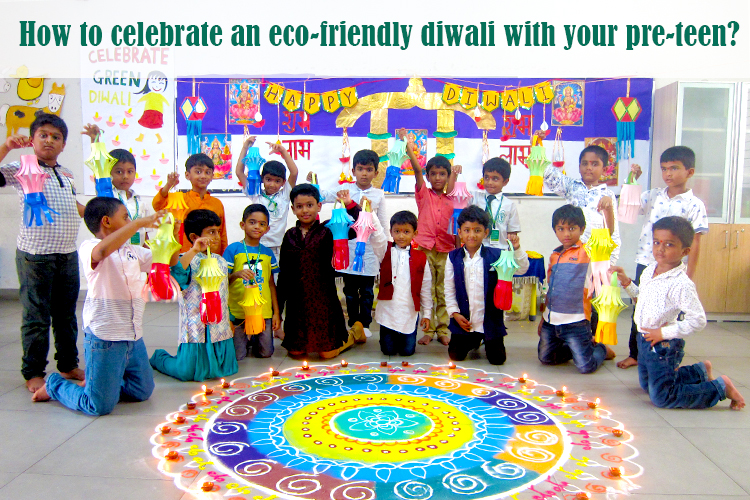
[
  {"left": 721, "top": 375, "right": 745, "bottom": 410},
  {"left": 437, "top": 334, "right": 450, "bottom": 346},
  {"left": 617, "top": 357, "right": 637, "bottom": 369},
  {"left": 274, "top": 329, "right": 285, "bottom": 340},
  {"left": 605, "top": 346, "right": 616, "bottom": 360},
  {"left": 418, "top": 334, "right": 433, "bottom": 346},
  {"left": 26, "top": 377, "right": 45, "bottom": 393},
  {"left": 704, "top": 360, "right": 714, "bottom": 381},
  {"left": 32, "top": 384, "right": 50, "bottom": 402},
  {"left": 61, "top": 368, "right": 85, "bottom": 381}
]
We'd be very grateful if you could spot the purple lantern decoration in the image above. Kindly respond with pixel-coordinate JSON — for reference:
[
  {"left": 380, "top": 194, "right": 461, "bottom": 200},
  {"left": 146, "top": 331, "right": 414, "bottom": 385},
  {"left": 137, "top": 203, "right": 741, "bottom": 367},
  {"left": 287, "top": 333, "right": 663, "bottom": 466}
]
[
  {"left": 243, "top": 146, "right": 265, "bottom": 196},
  {"left": 14, "top": 155, "right": 58, "bottom": 227},
  {"left": 448, "top": 181, "right": 472, "bottom": 234},
  {"left": 351, "top": 199, "right": 376, "bottom": 272}
]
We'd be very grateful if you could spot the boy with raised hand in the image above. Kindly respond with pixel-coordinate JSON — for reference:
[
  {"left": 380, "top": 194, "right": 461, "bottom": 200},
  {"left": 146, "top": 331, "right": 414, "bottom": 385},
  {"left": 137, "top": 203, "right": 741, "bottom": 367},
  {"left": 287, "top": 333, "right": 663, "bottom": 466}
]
[
  {"left": 611, "top": 216, "right": 743, "bottom": 410},
  {"left": 538, "top": 205, "right": 615, "bottom": 374},
  {"left": 33, "top": 199, "right": 170, "bottom": 414},
  {"left": 235, "top": 136, "right": 299, "bottom": 261},
  {"left": 0, "top": 113, "right": 86, "bottom": 394},
  {"left": 406, "top": 135, "right": 459, "bottom": 347},
  {"left": 445, "top": 206, "right": 529, "bottom": 365},
  {"left": 153, "top": 153, "right": 228, "bottom": 253},
  {"left": 617, "top": 146, "right": 708, "bottom": 370}
]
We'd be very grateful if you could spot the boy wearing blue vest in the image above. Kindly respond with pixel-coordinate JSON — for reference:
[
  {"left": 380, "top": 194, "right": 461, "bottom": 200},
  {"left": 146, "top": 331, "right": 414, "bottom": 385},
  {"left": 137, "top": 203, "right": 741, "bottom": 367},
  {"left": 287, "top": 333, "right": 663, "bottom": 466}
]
[{"left": 445, "top": 206, "right": 529, "bottom": 365}]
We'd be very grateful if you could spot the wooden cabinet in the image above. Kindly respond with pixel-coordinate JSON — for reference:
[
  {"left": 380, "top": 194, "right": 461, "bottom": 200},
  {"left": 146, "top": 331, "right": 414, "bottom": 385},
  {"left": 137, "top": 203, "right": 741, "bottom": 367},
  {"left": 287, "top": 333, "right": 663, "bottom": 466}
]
[{"left": 693, "top": 224, "right": 750, "bottom": 313}]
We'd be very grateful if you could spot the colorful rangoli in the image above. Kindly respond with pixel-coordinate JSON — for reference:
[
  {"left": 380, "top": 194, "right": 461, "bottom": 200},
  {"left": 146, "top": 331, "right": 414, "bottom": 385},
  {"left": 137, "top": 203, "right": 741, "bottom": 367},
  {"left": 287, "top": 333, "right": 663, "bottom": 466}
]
[{"left": 150, "top": 363, "right": 642, "bottom": 499}]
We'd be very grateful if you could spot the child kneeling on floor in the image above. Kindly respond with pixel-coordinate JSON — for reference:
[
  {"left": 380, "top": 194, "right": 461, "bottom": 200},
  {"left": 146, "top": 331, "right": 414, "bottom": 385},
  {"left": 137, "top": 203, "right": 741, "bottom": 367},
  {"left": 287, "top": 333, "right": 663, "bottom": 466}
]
[
  {"left": 34, "top": 198, "right": 170, "bottom": 415},
  {"left": 611, "top": 216, "right": 744, "bottom": 409}
]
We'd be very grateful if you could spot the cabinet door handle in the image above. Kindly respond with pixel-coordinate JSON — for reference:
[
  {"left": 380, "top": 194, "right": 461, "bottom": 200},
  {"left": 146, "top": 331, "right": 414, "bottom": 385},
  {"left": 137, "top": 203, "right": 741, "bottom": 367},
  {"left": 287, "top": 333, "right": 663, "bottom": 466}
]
[
  {"left": 736, "top": 229, "right": 745, "bottom": 249},
  {"left": 725, "top": 230, "right": 730, "bottom": 248}
]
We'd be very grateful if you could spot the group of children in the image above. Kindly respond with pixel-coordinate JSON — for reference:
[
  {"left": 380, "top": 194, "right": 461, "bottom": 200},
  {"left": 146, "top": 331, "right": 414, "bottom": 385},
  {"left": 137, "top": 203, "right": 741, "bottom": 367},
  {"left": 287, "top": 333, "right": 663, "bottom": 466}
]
[{"left": 0, "top": 113, "right": 743, "bottom": 417}]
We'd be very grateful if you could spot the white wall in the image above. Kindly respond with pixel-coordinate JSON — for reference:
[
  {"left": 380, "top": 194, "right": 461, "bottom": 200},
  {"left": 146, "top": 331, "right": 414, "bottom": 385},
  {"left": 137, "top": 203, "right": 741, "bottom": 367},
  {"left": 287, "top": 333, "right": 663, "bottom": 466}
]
[{"left": 0, "top": 78, "right": 644, "bottom": 291}]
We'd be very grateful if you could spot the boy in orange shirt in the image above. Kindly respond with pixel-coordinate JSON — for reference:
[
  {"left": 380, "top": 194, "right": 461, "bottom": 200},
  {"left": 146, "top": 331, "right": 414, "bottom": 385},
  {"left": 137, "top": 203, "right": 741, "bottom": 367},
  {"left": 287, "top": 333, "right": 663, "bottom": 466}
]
[{"left": 153, "top": 153, "right": 228, "bottom": 253}]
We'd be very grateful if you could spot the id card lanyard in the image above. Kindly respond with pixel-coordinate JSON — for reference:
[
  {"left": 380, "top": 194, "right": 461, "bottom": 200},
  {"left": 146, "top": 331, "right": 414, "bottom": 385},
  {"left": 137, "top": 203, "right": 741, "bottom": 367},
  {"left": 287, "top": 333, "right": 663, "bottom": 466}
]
[
  {"left": 242, "top": 241, "right": 262, "bottom": 288},
  {"left": 488, "top": 194, "right": 504, "bottom": 242},
  {"left": 117, "top": 190, "right": 141, "bottom": 244}
]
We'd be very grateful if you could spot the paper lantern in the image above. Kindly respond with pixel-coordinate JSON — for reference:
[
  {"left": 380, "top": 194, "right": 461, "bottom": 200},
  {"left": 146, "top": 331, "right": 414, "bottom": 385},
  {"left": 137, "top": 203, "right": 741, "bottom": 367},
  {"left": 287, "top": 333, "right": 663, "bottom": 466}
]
[
  {"left": 351, "top": 199, "right": 376, "bottom": 273},
  {"left": 448, "top": 182, "right": 472, "bottom": 234},
  {"left": 14, "top": 154, "right": 58, "bottom": 227},
  {"left": 85, "top": 140, "right": 117, "bottom": 198},
  {"left": 243, "top": 147, "right": 265, "bottom": 196},
  {"left": 611, "top": 96, "right": 641, "bottom": 160},
  {"left": 382, "top": 140, "right": 407, "bottom": 193},
  {"left": 552, "top": 127, "right": 565, "bottom": 169},
  {"left": 193, "top": 248, "right": 226, "bottom": 324},
  {"left": 164, "top": 191, "right": 189, "bottom": 221},
  {"left": 145, "top": 213, "right": 181, "bottom": 301},
  {"left": 524, "top": 145, "right": 550, "bottom": 196},
  {"left": 181, "top": 95, "right": 208, "bottom": 154},
  {"left": 584, "top": 227, "right": 617, "bottom": 297},
  {"left": 591, "top": 272, "right": 627, "bottom": 345},
  {"left": 490, "top": 242, "right": 520, "bottom": 310},
  {"left": 238, "top": 283, "right": 266, "bottom": 336},
  {"left": 325, "top": 202, "right": 354, "bottom": 270},
  {"left": 618, "top": 171, "right": 641, "bottom": 224}
]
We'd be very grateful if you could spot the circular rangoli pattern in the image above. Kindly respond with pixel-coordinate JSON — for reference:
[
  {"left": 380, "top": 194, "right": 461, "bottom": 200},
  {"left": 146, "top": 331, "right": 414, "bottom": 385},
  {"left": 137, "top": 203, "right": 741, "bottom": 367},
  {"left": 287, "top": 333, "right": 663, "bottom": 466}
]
[{"left": 150, "top": 363, "right": 642, "bottom": 499}]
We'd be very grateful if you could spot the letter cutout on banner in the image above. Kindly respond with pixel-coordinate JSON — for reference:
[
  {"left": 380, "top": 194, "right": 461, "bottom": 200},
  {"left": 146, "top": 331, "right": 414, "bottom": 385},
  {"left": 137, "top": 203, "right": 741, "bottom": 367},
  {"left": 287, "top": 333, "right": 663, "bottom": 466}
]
[
  {"left": 264, "top": 83, "right": 283, "bottom": 105},
  {"left": 442, "top": 83, "right": 461, "bottom": 105},
  {"left": 534, "top": 81, "right": 555, "bottom": 104},
  {"left": 459, "top": 87, "right": 478, "bottom": 109},
  {"left": 282, "top": 89, "right": 302, "bottom": 112},
  {"left": 339, "top": 87, "right": 358, "bottom": 108},
  {"left": 304, "top": 93, "right": 321, "bottom": 115},
  {"left": 322, "top": 90, "right": 341, "bottom": 113},
  {"left": 501, "top": 89, "right": 519, "bottom": 112},
  {"left": 481, "top": 90, "right": 500, "bottom": 112},
  {"left": 518, "top": 86, "right": 535, "bottom": 109}
]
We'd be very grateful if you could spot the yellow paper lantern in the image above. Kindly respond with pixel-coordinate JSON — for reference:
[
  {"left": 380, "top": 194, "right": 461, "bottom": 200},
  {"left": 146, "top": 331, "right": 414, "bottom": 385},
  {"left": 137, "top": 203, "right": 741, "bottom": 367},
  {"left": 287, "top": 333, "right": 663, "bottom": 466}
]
[
  {"left": 238, "top": 284, "right": 266, "bottom": 336},
  {"left": 591, "top": 273, "right": 627, "bottom": 345}
]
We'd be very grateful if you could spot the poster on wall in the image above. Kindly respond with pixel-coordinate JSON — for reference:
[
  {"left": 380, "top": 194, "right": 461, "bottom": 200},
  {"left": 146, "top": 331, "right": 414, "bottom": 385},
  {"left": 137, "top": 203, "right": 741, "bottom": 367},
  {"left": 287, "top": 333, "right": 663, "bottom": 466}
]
[
  {"left": 79, "top": 46, "right": 175, "bottom": 195},
  {"left": 552, "top": 80, "right": 585, "bottom": 127}
]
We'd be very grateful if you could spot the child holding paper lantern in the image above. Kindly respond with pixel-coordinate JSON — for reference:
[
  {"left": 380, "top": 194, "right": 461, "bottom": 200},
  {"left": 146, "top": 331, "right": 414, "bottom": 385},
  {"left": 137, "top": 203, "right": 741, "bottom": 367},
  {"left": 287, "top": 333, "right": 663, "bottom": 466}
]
[
  {"left": 538, "top": 205, "right": 615, "bottom": 374},
  {"left": 224, "top": 204, "right": 280, "bottom": 360},
  {"left": 610, "top": 216, "right": 744, "bottom": 410},
  {"left": 445, "top": 206, "right": 529, "bottom": 365},
  {"left": 277, "top": 185, "right": 386, "bottom": 359},
  {"left": 0, "top": 113, "right": 86, "bottom": 394},
  {"left": 150, "top": 209, "right": 238, "bottom": 381}
]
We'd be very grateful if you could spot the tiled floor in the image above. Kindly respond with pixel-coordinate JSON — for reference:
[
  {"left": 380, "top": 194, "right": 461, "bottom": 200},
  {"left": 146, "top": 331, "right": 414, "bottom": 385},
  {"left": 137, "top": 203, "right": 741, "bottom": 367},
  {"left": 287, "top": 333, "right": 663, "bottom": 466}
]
[{"left": 1, "top": 298, "right": 749, "bottom": 499}]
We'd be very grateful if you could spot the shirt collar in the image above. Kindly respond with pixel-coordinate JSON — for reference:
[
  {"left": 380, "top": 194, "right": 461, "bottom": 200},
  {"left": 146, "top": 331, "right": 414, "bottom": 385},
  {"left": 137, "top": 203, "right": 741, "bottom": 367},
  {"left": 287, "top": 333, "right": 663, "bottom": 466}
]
[
  {"left": 650, "top": 262, "right": 687, "bottom": 280},
  {"left": 553, "top": 240, "right": 583, "bottom": 254},
  {"left": 186, "top": 190, "right": 211, "bottom": 200},
  {"left": 114, "top": 187, "right": 134, "bottom": 199},
  {"left": 660, "top": 187, "right": 693, "bottom": 200},
  {"left": 572, "top": 178, "right": 607, "bottom": 192},
  {"left": 463, "top": 245, "right": 484, "bottom": 260}
]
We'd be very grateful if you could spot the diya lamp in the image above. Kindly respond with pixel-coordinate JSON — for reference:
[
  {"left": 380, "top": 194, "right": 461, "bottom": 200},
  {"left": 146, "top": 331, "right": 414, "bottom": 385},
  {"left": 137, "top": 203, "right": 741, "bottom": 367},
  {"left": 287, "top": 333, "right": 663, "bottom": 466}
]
[
  {"left": 575, "top": 493, "right": 590, "bottom": 500},
  {"left": 201, "top": 481, "right": 214, "bottom": 492},
  {"left": 612, "top": 428, "right": 624, "bottom": 437},
  {"left": 221, "top": 378, "right": 230, "bottom": 389},
  {"left": 588, "top": 398, "right": 600, "bottom": 409},
  {"left": 341, "top": 360, "right": 348, "bottom": 367},
  {"left": 381, "top": 361, "right": 388, "bottom": 367},
  {"left": 165, "top": 450, "right": 179, "bottom": 460},
  {"left": 301, "top": 361, "right": 310, "bottom": 371},
  {"left": 556, "top": 386, "right": 566, "bottom": 397},
  {"left": 609, "top": 466, "right": 622, "bottom": 477},
  {"left": 518, "top": 373, "right": 527, "bottom": 383},
  {"left": 202, "top": 384, "right": 213, "bottom": 395},
  {"left": 173, "top": 415, "right": 186, "bottom": 424},
  {"left": 186, "top": 402, "right": 196, "bottom": 410},
  {"left": 269, "top": 367, "right": 279, "bottom": 377},
  {"left": 448, "top": 362, "right": 456, "bottom": 370},
  {"left": 401, "top": 361, "right": 409, "bottom": 367},
  {"left": 160, "top": 425, "right": 172, "bottom": 435}
]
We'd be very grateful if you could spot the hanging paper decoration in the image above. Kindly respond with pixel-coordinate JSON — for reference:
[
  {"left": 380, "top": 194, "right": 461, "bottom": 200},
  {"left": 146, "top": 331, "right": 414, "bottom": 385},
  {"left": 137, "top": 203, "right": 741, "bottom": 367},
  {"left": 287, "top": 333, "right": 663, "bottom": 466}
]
[
  {"left": 164, "top": 191, "right": 189, "bottom": 221},
  {"left": 304, "top": 93, "right": 321, "bottom": 115},
  {"left": 85, "top": 136, "right": 117, "bottom": 198},
  {"left": 264, "top": 83, "right": 283, "bottom": 105},
  {"left": 481, "top": 130, "right": 490, "bottom": 166},
  {"left": 499, "top": 87, "right": 511, "bottom": 142},
  {"left": 382, "top": 139, "right": 407, "bottom": 193},
  {"left": 339, "top": 127, "right": 353, "bottom": 185},
  {"left": 490, "top": 242, "right": 520, "bottom": 311},
  {"left": 481, "top": 90, "right": 500, "bottom": 113},
  {"left": 243, "top": 146, "right": 265, "bottom": 196},
  {"left": 239, "top": 282, "right": 266, "bottom": 336},
  {"left": 591, "top": 272, "right": 627, "bottom": 345},
  {"left": 611, "top": 80, "right": 642, "bottom": 160},
  {"left": 447, "top": 181, "right": 471, "bottom": 234},
  {"left": 326, "top": 201, "right": 354, "bottom": 270},
  {"left": 552, "top": 128, "right": 565, "bottom": 168},
  {"left": 145, "top": 213, "right": 181, "bottom": 301},
  {"left": 442, "top": 83, "right": 461, "bottom": 105},
  {"left": 618, "top": 170, "right": 642, "bottom": 224},
  {"left": 533, "top": 81, "right": 555, "bottom": 104},
  {"left": 459, "top": 87, "right": 478, "bottom": 109},
  {"left": 180, "top": 81, "right": 207, "bottom": 155},
  {"left": 501, "top": 89, "right": 519, "bottom": 112},
  {"left": 518, "top": 86, "right": 535, "bottom": 109},
  {"left": 14, "top": 154, "right": 58, "bottom": 227},
  {"left": 351, "top": 199, "right": 376, "bottom": 273},
  {"left": 524, "top": 146, "right": 550, "bottom": 196},
  {"left": 194, "top": 247, "right": 226, "bottom": 325},
  {"left": 339, "top": 87, "right": 358, "bottom": 108},
  {"left": 282, "top": 88, "right": 302, "bottom": 112},
  {"left": 321, "top": 90, "right": 341, "bottom": 113},
  {"left": 584, "top": 226, "right": 617, "bottom": 297},
  {"left": 309, "top": 172, "right": 322, "bottom": 201}
]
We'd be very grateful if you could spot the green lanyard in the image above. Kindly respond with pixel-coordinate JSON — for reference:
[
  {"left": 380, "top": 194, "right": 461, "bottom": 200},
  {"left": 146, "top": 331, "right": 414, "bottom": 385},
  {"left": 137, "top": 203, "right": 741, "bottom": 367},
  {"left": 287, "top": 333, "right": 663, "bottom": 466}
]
[
  {"left": 242, "top": 241, "right": 261, "bottom": 287},
  {"left": 488, "top": 194, "right": 504, "bottom": 229},
  {"left": 117, "top": 191, "right": 140, "bottom": 221},
  {"left": 260, "top": 190, "right": 279, "bottom": 216}
]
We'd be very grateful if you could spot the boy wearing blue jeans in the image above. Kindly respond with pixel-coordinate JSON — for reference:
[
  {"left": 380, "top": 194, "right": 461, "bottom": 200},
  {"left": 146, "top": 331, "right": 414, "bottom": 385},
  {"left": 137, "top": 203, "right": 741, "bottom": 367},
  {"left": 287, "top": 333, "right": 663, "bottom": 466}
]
[
  {"left": 538, "top": 205, "right": 615, "bottom": 373},
  {"left": 33, "top": 198, "right": 172, "bottom": 415},
  {"left": 611, "top": 216, "right": 744, "bottom": 410}
]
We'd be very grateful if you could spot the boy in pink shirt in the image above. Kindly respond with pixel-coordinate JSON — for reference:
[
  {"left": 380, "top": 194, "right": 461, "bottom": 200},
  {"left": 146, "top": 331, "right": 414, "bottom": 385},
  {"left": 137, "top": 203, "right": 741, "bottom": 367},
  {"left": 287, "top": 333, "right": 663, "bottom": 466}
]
[{"left": 406, "top": 135, "right": 458, "bottom": 346}]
